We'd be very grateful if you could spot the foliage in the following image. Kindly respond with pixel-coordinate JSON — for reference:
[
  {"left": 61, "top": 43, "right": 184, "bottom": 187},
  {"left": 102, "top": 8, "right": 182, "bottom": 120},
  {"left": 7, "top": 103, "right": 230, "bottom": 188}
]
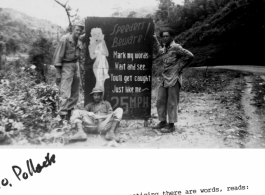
[
  {"left": 54, "top": 0, "right": 80, "bottom": 32},
  {"left": 28, "top": 36, "right": 56, "bottom": 82},
  {"left": 155, "top": 0, "right": 175, "bottom": 22},
  {"left": 0, "top": 59, "right": 60, "bottom": 144},
  {"left": 181, "top": 68, "right": 245, "bottom": 94},
  {"left": 127, "top": 11, "right": 138, "bottom": 18},
  {"left": 5, "top": 38, "right": 20, "bottom": 54},
  {"left": 178, "top": 0, "right": 265, "bottom": 66},
  {"left": 0, "top": 41, "right": 5, "bottom": 53},
  {"left": 154, "top": 0, "right": 231, "bottom": 35},
  {"left": 152, "top": 0, "right": 265, "bottom": 67},
  {"left": 112, "top": 6, "right": 124, "bottom": 17}
]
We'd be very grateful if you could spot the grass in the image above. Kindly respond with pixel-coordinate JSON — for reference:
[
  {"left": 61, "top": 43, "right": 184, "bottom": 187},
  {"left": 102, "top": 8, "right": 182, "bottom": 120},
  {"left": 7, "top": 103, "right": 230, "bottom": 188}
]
[{"left": 181, "top": 67, "right": 245, "bottom": 93}]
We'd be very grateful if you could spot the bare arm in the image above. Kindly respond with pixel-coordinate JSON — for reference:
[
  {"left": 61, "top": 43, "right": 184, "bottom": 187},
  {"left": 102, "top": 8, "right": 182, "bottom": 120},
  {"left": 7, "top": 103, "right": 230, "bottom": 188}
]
[{"left": 153, "top": 34, "right": 165, "bottom": 56}]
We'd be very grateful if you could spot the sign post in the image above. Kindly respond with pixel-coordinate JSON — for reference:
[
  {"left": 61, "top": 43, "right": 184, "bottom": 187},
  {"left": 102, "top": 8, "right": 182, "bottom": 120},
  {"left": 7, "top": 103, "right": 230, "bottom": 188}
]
[{"left": 84, "top": 17, "right": 154, "bottom": 120}]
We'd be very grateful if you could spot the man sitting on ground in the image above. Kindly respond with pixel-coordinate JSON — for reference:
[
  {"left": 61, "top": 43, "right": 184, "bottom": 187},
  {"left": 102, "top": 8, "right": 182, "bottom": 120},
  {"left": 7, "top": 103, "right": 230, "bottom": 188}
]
[{"left": 70, "top": 87, "right": 123, "bottom": 142}]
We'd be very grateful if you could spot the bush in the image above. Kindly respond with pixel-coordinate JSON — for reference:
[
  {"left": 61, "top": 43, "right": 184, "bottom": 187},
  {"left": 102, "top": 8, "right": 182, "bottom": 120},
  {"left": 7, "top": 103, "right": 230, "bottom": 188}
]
[
  {"left": 0, "top": 59, "right": 59, "bottom": 143},
  {"left": 28, "top": 36, "right": 56, "bottom": 82},
  {"left": 181, "top": 68, "right": 244, "bottom": 94}
]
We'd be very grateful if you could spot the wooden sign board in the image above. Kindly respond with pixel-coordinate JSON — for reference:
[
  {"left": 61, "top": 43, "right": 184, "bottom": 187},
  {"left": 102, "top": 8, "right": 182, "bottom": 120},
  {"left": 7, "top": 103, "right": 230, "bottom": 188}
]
[{"left": 84, "top": 17, "right": 154, "bottom": 120}]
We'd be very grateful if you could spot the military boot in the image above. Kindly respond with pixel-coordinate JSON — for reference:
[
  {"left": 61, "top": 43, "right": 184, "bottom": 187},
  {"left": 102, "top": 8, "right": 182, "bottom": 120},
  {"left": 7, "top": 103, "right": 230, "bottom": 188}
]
[
  {"left": 71, "top": 122, "right": 87, "bottom": 140},
  {"left": 152, "top": 121, "right": 167, "bottom": 129},
  {"left": 160, "top": 123, "right": 175, "bottom": 133}
]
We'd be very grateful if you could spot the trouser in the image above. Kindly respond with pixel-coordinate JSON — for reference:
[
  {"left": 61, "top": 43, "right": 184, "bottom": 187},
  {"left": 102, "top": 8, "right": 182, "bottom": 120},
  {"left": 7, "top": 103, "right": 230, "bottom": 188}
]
[
  {"left": 58, "top": 62, "right": 80, "bottom": 115},
  {"left": 156, "top": 81, "right": 180, "bottom": 123},
  {"left": 70, "top": 108, "right": 123, "bottom": 134}
]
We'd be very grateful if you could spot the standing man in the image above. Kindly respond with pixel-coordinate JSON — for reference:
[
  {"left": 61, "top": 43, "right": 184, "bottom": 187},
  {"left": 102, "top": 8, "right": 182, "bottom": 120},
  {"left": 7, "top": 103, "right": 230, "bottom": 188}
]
[
  {"left": 153, "top": 28, "right": 194, "bottom": 133},
  {"left": 70, "top": 87, "right": 123, "bottom": 141},
  {"left": 53, "top": 22, "right": 85, "bottom": 120}
]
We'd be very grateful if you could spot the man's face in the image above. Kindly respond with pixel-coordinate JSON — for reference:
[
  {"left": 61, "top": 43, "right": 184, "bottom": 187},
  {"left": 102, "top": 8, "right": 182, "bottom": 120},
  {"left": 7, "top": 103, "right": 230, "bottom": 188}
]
[
  {"left": 162, "top": 32, "right": 172, "bottom": 45},
  {"left": 93, "top": 92, "right": 102, "bottom": 103},
  {"left": 73, "top": 26, "right": 84, "bottom": 39}
]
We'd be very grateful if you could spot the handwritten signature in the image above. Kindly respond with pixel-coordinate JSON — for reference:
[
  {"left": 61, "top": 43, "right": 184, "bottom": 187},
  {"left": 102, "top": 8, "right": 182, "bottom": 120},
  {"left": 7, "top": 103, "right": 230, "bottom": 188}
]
[
  {"left": 12, "top": 153, "right": 56, "bottom": 181},
  {"left": 0, "top": 153, "right": 56, "bottom": 189}
]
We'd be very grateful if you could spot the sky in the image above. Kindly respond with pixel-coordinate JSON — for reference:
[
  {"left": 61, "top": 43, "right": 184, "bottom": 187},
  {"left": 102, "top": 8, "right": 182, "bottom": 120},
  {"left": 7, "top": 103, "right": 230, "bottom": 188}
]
[{"left": 1, "top": 0, "right": 184, "bottom": 28}]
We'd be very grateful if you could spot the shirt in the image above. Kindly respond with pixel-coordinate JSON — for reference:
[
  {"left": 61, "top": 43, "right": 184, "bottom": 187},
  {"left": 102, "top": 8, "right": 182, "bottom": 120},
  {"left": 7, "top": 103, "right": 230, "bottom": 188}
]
[
  {"left": 85, "top": 100, "right": 113, "bottom": 116},
  {"left": 161, "top": 41, "right": 194, "bottom": 87},
  {"left": 53, "top": 33, "right": 81, "bottom": 66}
]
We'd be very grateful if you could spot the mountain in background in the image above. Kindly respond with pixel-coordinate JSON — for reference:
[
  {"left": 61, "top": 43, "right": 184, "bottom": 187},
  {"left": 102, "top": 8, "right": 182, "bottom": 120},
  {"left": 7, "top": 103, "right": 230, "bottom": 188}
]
[
  {"left": 1, "top": 0, "right": 264, "bottom": 67},
  {"left": 0, "top": 8, "right": 65, "bottom": 53},
  {"left": 175, "top": 0, "right": 265, "bottom": 66}
]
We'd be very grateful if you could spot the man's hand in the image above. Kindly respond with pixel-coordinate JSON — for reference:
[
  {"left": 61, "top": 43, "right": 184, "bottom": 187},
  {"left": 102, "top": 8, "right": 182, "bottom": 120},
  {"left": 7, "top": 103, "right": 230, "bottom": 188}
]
[
  {"left": 87, "top": 112, "right": 103, "bottom": 120},
  {"left": 158, "top": 44, "right": 166, "bottom": 54},
  {"left": 87, "top": 112, "right": 95, "bottom": 117},
  {"left": 159, "top": 47, "right": 165, "bottom": 54},
  {"left": 56, "top": 78, "right": 61, "bottom": 86}
]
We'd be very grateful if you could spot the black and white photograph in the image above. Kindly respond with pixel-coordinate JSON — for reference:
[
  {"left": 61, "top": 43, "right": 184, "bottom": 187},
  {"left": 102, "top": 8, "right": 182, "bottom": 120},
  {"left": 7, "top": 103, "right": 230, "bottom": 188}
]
[
  {"left": 1, "top": 0, "right": 265, "bottom": 148},
  {"left": 0, "top": 0, "right": 265, "bottom": 195}
]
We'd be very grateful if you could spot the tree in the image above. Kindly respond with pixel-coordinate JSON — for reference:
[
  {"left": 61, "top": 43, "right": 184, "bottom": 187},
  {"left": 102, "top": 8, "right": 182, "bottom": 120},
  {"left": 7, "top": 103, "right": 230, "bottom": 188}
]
[
  {"left": 0, "top": 41, "right": 6, "bottom": 70},
  {"left": 112, "top": 6, "right": 123, "bottom": 17},
  {"left": 5, "top": 38, "right": 19, "bottom": 54},
  {"left": 156, "top": 0, "right": 175, "bottom": 21},
  {"left": 54, "top": 0, "right": 79, "bottom": 32},
  {"left": 127, "top": 11, "right": 138, "bottom": 18},
  {"left": 0, "top": 41, "right": 5, "bottom": 54},
  {"left": 145, "top": 13, "right": 154, "bottom": 18},
  {"left": 28, "top": 37, "right": 55, "bottom": 82}
]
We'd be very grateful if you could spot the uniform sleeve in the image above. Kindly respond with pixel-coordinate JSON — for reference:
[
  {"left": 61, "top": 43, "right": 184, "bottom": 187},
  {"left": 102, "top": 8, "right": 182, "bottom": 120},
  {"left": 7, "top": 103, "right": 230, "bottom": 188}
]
[
  {"left": 175, "top": 44, "right": 194, "bottom": 72},
  {"left": 53, "top": 36, "right": 67, "bottom": 66}
]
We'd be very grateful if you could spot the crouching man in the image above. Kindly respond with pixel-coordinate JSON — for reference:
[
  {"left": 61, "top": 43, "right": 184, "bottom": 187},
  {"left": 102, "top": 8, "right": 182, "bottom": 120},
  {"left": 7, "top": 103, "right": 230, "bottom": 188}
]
[{"left": 70, "top": 87, "right": 123, "bottom": 141}]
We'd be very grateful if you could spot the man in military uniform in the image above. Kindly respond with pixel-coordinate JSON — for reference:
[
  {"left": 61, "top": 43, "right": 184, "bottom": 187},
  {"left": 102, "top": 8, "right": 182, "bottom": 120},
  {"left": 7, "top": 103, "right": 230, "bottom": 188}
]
[
  {"left": 153, "top": 28, "right": 194, "bottom": 133},
  {"left": 53, "top": 21, "right": 85, "bottom": 120},
  {"left": 70, "top": 87, "right": 123, "bottom": 141}
]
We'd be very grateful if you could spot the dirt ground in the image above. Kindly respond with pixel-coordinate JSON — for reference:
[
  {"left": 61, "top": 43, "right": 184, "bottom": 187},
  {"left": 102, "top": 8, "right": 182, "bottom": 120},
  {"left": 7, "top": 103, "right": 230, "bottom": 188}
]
[
  {"left": 65, "top": 66, "right": 265, "bottom": 148},
  {"left": 3, "top": 66, "right": 265, "bottom": 148}
]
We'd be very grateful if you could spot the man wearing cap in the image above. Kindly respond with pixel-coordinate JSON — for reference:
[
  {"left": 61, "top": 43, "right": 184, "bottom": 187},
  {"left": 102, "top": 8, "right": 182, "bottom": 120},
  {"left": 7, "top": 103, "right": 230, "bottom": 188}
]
[
  {"left": 70, "top": 87, "right": 123, "bottom": 141},
  {"left": 153, "top": 28, "right": 194, "bottom": 133},
  {"left": 53, "top": 21, "right": 85, "bottom": 120}
]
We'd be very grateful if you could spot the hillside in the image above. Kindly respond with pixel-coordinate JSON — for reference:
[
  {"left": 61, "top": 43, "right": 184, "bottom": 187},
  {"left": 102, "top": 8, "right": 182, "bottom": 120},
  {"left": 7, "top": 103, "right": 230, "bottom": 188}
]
[
  {"left": 175, "top": 0, "right": 265, "bottom": 67},
  {"left": 0, "top": 8, "right": 65, "bottom": 53}
]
